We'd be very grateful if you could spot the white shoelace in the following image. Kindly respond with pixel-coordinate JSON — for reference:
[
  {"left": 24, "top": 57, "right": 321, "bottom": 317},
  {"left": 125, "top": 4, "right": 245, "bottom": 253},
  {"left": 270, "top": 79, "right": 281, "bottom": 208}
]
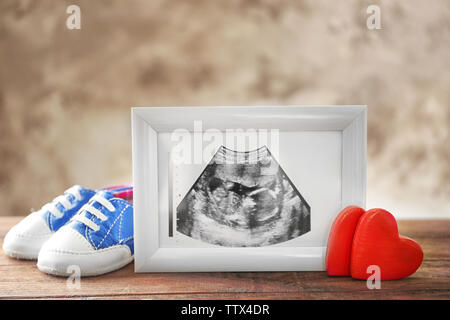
[
  {"left": 72, "top": 194, "right": 116, "bottom": 231},
  {"left": 40, "top": 186, "right": 82, "bottom": 219}
]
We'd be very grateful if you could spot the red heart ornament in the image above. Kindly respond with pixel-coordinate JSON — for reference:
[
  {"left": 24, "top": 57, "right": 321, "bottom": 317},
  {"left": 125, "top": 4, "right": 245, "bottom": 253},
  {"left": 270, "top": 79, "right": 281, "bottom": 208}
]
[
  {"left": 326, "top": 206, "right": 365, "bottom": 276},
  {"left": 350, "top": 208, "right": 423, "bottom": 280}
]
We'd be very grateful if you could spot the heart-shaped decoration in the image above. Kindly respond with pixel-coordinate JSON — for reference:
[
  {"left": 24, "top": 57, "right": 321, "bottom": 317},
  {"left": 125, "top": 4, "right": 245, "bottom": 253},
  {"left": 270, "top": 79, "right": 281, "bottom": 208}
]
[
  {"left": 350, "top": 208, "right": 423, "bottom": 280},
  {"left": 326, "top": 206, "right": 365, "bottom": 276}
]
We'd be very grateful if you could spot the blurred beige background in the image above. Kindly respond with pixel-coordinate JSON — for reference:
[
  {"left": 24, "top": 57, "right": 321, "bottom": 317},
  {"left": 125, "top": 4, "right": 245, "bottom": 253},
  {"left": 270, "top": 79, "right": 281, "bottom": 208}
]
[{"left": 0, "top": 0, "right": 449, "bottom": 218}]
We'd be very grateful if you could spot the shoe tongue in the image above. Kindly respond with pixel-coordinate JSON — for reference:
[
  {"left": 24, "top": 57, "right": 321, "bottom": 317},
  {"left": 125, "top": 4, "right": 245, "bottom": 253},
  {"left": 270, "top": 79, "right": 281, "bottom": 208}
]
[
  {"left": 96, "top": 190, "right": 115, "bottom": 200},
  {"left": 63, "top": 185, "right": 90, "bottom": 203},
  {"left": 95, "top": 188, "right": 133, "bottom": 204}
]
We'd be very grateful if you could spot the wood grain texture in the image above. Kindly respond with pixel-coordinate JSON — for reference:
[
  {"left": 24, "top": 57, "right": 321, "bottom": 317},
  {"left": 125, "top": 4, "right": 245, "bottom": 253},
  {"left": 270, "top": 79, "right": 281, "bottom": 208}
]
[{"left": 0, "top": 217, "right": 449, "bottom": 300}]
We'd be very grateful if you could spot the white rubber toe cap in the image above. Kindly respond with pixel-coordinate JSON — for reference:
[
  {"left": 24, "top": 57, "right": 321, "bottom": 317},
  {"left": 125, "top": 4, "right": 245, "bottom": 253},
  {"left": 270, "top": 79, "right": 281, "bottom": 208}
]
[
  {"left": 2, "top": 212, "right": 53, "bottom": 260},
  {"left": 37, "top": 226, "right": 133, "bottom": 277}
]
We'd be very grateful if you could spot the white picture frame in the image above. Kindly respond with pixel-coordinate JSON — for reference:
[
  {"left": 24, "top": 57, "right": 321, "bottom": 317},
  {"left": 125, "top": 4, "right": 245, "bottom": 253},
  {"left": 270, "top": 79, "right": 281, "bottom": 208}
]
[{"left": 132, "top": 106, "right": 366, "bottom": 272}]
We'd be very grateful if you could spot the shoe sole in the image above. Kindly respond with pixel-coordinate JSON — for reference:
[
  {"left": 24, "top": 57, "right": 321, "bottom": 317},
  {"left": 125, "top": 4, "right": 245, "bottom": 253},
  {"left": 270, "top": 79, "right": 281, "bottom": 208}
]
[
  {"left": 37, "top": 255, "right": 134, "bottom": 277},
  {"left": 3, "top": 248, "right": 39, "bottom": 260}
]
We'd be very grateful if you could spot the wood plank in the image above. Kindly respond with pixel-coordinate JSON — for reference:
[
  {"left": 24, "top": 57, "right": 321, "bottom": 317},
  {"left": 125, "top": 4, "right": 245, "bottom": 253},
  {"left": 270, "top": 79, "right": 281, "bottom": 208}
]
[
  {"left": 0, "top": 217, "right": 449, "bottom": 299},
  {"left": 24, "top": 291, "right": 450, "bottom": 300},
  {"left": 0, "top": 260, "right": 448, "bottom": 299},
  {"left": 397, "top": 219, "right": 450, "bottom": 239}
]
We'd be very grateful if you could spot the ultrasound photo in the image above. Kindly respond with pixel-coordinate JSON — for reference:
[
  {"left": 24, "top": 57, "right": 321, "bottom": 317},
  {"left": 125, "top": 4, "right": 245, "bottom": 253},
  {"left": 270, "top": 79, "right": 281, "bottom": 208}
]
[{"left": 176, "top": 146, "right": 311, "bottom": 247}]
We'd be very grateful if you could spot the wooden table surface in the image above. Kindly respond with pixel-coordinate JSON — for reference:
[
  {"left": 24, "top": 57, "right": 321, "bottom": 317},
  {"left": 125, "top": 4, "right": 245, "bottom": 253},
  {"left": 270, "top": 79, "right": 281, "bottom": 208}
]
[{"left": 0, "top": 217, "right": 448, "bottom": 300}]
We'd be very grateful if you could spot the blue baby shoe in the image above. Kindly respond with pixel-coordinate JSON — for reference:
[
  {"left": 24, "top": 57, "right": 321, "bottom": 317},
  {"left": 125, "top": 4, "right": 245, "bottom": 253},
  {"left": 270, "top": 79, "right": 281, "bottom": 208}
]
[
  {"left": 3, "top": 185, "right": 94, "bottom": 260},
  {"left": 37, "top": 187, "right": 133, "bottom": 277},
  {"left": 2, "top": 185, "right": 131, "bottom": 260}
]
